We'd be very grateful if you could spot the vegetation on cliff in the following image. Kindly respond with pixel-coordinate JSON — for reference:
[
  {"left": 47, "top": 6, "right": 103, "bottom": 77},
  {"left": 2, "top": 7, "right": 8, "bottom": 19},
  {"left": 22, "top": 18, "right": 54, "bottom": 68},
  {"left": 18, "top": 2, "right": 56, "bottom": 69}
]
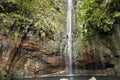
[{"left": 76, "top": 0, "right": 120, "bottom": 39}]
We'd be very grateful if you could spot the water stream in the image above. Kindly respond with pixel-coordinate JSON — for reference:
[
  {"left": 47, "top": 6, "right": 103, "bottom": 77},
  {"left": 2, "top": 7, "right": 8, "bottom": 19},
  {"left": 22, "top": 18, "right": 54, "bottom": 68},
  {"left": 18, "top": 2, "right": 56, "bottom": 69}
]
[{"left": 66, "top": 0, "right": 73, "bottom": 75}]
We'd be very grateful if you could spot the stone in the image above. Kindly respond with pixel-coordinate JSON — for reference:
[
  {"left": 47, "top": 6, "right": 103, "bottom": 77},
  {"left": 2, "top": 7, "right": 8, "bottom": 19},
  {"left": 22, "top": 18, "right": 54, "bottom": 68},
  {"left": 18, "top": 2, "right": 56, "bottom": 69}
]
[
  {"left": 24, "top": 58, "right": 45, "bottom": 76},
  {"left": 106, "top": 68, "right": 115, "bottom": 75},
  {"left": 114, "top": 63, "right": 120, "bottom": 74},
  {"left": 46, "top": 56, "right": 65, "bottom": 67},
  {"left": 60, "top": 78, "right": 68, "bottom": 80},
  {"left": 89, "top": 76, "right": 97, "bottom": 80}
]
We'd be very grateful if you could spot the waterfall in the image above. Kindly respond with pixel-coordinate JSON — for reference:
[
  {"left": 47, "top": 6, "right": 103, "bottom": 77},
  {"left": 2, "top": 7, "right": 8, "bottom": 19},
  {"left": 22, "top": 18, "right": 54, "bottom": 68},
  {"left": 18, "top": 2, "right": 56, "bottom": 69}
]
[{"left": 66, "top": 0, "right": 73, "bottom": 74}]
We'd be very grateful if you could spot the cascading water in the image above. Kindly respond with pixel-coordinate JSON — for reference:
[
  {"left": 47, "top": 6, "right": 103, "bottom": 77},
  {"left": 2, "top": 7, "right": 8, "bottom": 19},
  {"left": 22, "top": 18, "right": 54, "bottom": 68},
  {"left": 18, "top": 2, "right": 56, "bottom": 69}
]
[{"left": 66, "top": 0, "right": 73, "bottom": 75}]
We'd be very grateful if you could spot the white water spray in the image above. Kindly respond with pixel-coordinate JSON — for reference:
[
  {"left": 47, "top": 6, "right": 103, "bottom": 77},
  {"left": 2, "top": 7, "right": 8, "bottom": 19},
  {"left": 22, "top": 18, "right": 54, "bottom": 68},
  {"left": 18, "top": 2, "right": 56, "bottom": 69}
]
[{"left": 66, "top": 0, "right": 73, "bottom": 74}]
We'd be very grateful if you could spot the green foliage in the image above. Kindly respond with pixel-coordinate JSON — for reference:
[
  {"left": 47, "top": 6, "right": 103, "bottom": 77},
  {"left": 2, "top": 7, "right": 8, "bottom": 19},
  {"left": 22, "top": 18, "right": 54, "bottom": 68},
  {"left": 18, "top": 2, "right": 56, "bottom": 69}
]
[
  {"left": 76, "top": 0, "right": 120, "bottom": 40},
  {"left": 14, "top": 0, "right": 38, "bottom": 11},
  {"left": 32, "top": 0, "right": 66, "bottom": 40},
  {"left": 1, "top": 71, "right": 13, "bottom": 80},
  {"left": 74, "top": 0, "right": 120, "bottom": 54},
  {"left": 0, "top": 0, "right": 66, "bottom": 42}
]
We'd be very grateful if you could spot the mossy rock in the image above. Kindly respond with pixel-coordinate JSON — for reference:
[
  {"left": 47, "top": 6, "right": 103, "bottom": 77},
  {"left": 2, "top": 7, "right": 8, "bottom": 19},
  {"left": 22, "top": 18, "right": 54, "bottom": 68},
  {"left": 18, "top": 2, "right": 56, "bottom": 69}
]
[{"left": 114, "top": 63, "right": 120, "bottom": 75}]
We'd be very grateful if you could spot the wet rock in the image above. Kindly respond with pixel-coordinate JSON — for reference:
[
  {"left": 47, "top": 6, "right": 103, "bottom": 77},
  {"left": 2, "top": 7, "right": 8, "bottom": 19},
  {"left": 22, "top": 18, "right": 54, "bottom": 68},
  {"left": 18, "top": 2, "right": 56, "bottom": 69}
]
[{"left": 84, "top": 26, "right": 120, "bottom": 74}]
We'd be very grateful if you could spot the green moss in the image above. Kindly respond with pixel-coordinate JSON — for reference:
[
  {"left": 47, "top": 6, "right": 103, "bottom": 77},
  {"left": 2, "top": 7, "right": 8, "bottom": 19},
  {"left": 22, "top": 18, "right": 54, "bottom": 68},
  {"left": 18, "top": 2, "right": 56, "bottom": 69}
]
[
  {"left": 1, "top": 71, "right": 13, "bottom": 80},
  {"left": 114, "top": 63, "right": 120, "bottom": 74}
]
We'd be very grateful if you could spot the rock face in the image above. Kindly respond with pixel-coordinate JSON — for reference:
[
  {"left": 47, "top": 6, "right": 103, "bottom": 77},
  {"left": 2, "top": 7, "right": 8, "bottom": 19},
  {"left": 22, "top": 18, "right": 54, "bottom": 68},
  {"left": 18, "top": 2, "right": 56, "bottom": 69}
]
[
  {"left": 46, "top": 56, "right": 65, "bottom": 67},
  {"left": 76, "top": 26, "right": 120, "bottom": 75},
  {"left": 0, "top": 36, "right": 65, "bottom": 76},
  {"left": 93, "top": 26, "right": 120, "bottom": 68},
  {"left": 0, "top": 26, "right": 120, "bottom": 76}
]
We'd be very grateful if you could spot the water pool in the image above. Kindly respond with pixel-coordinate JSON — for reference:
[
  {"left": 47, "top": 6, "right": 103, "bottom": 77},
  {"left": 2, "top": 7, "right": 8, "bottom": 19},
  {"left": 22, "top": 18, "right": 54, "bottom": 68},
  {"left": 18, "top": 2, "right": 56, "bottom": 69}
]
[{"left": 16, "top": 75, "right": 120, "bottom": 80}]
